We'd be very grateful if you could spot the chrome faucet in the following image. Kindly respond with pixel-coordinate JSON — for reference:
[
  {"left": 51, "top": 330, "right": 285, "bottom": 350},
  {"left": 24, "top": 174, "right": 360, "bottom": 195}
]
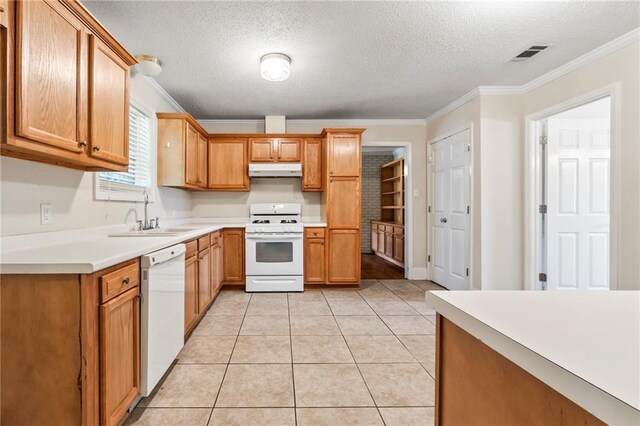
[{"left": 137, "top": 193, "right": 160, "bottom": 231}]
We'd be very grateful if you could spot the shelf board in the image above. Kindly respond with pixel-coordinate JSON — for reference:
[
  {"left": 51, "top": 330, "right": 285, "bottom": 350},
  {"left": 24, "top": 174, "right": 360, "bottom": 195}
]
[
  {"left": 382, "top": 158, "right": 404, "bottom": 169},
  {"left": 382, "top": 190, "right": 403, "bottom": 195},
  {"left": 382, "top": 206, "right": 404, "bottom": 209},
  {"left": 382, "top": 176, "right": 402, "bottom": 182}
]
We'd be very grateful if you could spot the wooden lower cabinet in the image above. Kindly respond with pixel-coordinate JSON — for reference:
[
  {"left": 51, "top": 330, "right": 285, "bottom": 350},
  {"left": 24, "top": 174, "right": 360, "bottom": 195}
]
[
  {"left": 210, "top": 233, "right": 222, "bottom": 297},
  {"left": 384, "top": 230, "right": 394, "bottom": 257},
  {"left": 197, "top": 246, "right": 211, "bottom": 312},
  {"left": 327, "top": 229, "right": 360, "bottom": 283},
  {"left": 371, "top": 222, "right": 404, "bottom": 267},
  {"left": 0, "top": 259, "right": 141, "bottom": 426},
  {"left": 304, "top": 229, "right": 326, "bottom": 284},
  {"left": 100, "top": 287, "right": 140, "bottom": 426},
  {"left": 393, "top": 235, "right": 404, "bottom": 263},
  {"left": 222, "top": 228, "right": 245, "bottom": 284},
  {"left": 184, "top": 254, "right": 199, "bottom": 334}
]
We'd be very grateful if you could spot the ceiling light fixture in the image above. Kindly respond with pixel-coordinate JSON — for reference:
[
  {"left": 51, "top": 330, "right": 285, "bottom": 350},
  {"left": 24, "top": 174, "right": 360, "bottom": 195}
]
[
  {"left": 134, "top": 55, "right": 162, "bottom": 77},
  {"left": 260, "top": 53, "right": 291, "bottom": 82}
]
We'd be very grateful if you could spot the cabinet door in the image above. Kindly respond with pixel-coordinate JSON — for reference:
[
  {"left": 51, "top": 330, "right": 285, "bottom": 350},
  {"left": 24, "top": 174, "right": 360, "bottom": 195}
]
[
  {"left": 100, "top": 287, "right": 140, "bottom": 426},
  {"left": 304, "top": 237, "right": 326, "bottom": 283},
  {"left": 88, "top": 35, "right": 129, "bottom": 165},
  {"left": 328, "top": 177, "right": 360, "bottom": 228},
  {"left": 303, "top": 138, "right": 322, "bottom": 191},
  {"left": 393, "top": 235, "right": 404, "bottom": 263},
  {"left": 217, "top": 233, "right": 224, "bottom": 287},
  {"left": 377, "top": 231, "right": 385, "bottom": 254},
  {"left": 15, "top": 0, "right": 85, "bottom": 152},
  {"left": 210, "top": 241, "right": 221, "bottom": 297},
  {"left": 327, "top": 229, "right": 360, "bottom": 283},
  {"left": 184, "top": 255, "right": 198, "bottom": 334},
  {"left": 371, "top": 228, "right": 378, "bottom": 252},
  {"left": 384, "top": 232, "right": 394, "bottom": 257},
  {"left": 277, "top": 138, "right": 301, "bottom": 162},
  {"left": 198, "top": 247, "right": 211, "bottom": 312},
  {"left": 249, "top": 138, "right": 275, "bottom": 162},
  {"left": 209, "top": 138, "right": 249, "bottom": 190},
  {"left": 197, "top": 132, "right": 208, "bottom": 188},
  {"left": 0, "top": 0, "right": 7, "bottom": 27},
  {"left": 328, "top": 134, "right": 360, "bottom": 177},
  {"left": 185, "top": 124, "right": 199, "bottom": 186},
  {"left": 223, "top": 229, "right": 245, "bottom": 284}
]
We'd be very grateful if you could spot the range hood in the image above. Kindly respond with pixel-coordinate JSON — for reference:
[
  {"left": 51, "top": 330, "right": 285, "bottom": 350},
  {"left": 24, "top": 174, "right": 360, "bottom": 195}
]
[{"left": 249, "top": 163, "right": 302, "bottom": 178}]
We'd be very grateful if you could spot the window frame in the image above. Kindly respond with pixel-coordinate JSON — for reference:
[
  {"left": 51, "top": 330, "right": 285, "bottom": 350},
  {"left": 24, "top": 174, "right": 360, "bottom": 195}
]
[{"left": 94, "top": 97, "right": 156, "bottom": 203}]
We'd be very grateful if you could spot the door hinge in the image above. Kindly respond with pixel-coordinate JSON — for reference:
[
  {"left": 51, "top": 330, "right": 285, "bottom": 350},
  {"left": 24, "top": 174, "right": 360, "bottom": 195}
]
[
  {"left": 466, "top": 268, "right": 469, "bottom": 277},
  {"left": 539, "top": 204, "right": 547, "bottom": 214},
  {"left": 466, "top": 205, "right": 470, "bottom": 214},
  {"left": 539, "top": 273, "right": 547, "bottom": 282},
  {"left": 467, "top": 144, "right": 470, "bottom": 152},
  {"left": 539, "top": 136, "right": 548, "bottom": 145},
  {"left": 428, "top": 255, "right": 431, "bottom": 263},
  {"left": 428, "top": 206, "right": 431, "bottom": 213}
]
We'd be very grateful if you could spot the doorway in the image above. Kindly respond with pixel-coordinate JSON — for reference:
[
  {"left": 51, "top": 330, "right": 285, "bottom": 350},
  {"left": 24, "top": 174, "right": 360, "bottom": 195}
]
[
  {"left": 537, "top": 96, "right": 612, "bottom": 290},
  {"left": 360, "top": 142, "right": 412, "bottom": 280},
  {"left": 427, "top": 129, "right": 471, "bottom": 290}
]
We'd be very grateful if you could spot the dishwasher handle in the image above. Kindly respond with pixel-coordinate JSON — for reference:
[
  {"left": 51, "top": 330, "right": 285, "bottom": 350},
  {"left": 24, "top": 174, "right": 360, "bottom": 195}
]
[{"left": 141, "top": 244, "right": 186, "bottom": 268}]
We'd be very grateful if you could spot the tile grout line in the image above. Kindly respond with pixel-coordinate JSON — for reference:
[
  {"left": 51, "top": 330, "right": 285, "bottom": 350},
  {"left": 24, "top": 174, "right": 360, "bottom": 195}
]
[
  {"left": 287, "top": 294, "right": 298, "bottom": 426},
  {"left": 205, "top": 292, "right": 253, "bottom": 425}
]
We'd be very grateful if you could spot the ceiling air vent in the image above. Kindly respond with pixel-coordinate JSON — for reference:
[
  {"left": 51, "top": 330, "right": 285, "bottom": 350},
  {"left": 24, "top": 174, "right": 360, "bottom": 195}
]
[{"left": 509, "top": 45, "right": 550, "bottom": 62}]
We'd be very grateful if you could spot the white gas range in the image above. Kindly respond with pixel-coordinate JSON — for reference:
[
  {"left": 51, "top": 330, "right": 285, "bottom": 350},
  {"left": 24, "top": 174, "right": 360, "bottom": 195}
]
[{"left": 245, "top": 203, "right": 304, "bottom": 292}]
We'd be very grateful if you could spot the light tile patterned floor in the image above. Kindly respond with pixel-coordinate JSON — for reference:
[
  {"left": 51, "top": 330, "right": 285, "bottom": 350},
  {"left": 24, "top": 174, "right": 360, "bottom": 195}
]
[{"left": 127, "top": 279, "right": 444, "bottom": 426}]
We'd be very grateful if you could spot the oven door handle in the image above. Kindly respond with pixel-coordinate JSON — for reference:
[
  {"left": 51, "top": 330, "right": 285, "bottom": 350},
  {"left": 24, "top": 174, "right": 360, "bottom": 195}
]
[{"left": 246, "top": 235, "right": 302, "bottom": 240}]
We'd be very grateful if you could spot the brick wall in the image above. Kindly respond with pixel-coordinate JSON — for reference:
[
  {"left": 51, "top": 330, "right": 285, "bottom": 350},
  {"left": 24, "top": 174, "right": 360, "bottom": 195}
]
[{"left": 361, "top": 154, "right": 394, "bottom": 252}]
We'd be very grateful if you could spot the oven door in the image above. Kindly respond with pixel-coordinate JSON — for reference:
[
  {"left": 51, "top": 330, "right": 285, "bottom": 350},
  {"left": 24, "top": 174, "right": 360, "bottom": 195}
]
[{"left": 245, "top": 234, "right": 303, "bottom": 276}]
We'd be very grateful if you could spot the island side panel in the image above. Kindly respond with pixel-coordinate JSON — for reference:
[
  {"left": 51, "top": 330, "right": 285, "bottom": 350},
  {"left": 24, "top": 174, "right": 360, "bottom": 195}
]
[
  {"left": 1, "top": 274, "right": 83, "bottom": 425},
  {"left": 436, "top": 316, "right": 605, "bottom": 426}
]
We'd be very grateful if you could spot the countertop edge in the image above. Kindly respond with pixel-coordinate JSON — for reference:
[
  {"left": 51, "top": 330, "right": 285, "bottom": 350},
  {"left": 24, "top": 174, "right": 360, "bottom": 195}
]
[{"left": 425, "top": 291, "right": 640, "bottom": 425}]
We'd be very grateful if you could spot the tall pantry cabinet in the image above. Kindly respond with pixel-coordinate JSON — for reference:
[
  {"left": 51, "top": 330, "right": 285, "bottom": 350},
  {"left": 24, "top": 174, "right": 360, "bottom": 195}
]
[{"left": 322, "top": 129, "right": 364, "bottom": 284}]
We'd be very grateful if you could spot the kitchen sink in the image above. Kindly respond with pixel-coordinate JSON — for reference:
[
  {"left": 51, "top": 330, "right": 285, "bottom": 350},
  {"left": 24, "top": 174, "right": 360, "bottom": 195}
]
[{"left": 109, "top": 227, "right": 198, "bottom": 237}]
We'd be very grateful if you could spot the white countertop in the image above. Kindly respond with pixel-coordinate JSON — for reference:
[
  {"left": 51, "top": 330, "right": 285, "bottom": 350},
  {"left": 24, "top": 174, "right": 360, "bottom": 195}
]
[
  {"left": 0, "top": 217, "right": 328, "bottom": 274},
  {"left": 426, "top": 291, "right": 640, "bottom": 425}
]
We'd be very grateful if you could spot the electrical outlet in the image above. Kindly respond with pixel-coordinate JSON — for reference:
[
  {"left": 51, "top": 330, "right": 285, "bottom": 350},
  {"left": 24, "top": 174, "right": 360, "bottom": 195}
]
[{"left": 40, "top": 203, "right": 52, "bottom": 225}]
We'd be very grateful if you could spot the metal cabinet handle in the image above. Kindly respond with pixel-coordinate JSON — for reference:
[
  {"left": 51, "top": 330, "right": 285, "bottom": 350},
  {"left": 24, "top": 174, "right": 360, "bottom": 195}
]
[
  {"left": 79, "top": 140, "right": 87, "bottom": 147},
  {"left": 93, "top": 146, "right": 101, "bottom": 151},
  {"left": 122, "top": 277, "right": 130, "bottom": 285},
  {"left": 440, "top": 218, "right": 448, "bottom": 223}
]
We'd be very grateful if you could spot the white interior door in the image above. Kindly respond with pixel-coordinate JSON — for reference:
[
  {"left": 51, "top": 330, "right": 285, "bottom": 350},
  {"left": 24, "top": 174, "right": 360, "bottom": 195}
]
[
  {"left": 429, "top": 130, "right": 470, "bottom": 290},
  {"left": 545, "top": 98, "right": 610, "bottom": 290}
]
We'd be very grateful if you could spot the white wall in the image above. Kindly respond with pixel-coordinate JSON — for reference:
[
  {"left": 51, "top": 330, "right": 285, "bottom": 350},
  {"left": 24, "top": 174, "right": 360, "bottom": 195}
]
[
  {"left": 0, "top": 74, "right": 192, "bottom": 236},
  {"left": 199, "top": 120, "right": 428, "bottom": 277}
]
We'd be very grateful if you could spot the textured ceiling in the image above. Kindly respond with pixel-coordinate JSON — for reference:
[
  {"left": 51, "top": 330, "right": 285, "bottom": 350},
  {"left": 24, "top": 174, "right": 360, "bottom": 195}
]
[{"left": 84, "top": 1, "right": 639, "bottom": 119}]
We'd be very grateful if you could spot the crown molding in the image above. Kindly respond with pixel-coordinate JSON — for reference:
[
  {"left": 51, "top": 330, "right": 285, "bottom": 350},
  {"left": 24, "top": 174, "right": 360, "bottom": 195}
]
[
  {"left": 144, "top": 76, "right": 185, "bottom": 113},
  {"left": 198, "top": 118, "right": 427, "bottom": 126},
  {"left": 426, "top": 27, "right": 640, "bottom": 123}
]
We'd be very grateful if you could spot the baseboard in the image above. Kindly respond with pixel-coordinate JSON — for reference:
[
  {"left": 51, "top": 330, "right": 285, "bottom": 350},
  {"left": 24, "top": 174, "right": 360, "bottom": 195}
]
[{"left": 409, "top": 267, "right": 428, "bottom": 280}]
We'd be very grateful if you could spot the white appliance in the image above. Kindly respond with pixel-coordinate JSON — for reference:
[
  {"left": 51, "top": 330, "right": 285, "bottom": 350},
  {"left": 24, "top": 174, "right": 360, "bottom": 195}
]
[
  {"left": 248, "top": 163, "right": 302, "bottom": 178},
  {"left": 245, "top": 203, "right": 304, "bottom": 292},
  {"left": 140, "top": 244, "right": 186, "bottom": 397}
]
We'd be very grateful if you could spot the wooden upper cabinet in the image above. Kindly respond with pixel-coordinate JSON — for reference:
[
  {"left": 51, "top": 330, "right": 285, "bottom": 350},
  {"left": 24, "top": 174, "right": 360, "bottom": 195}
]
[
  {"left": 100, "top": 286, "right": 140, "bottom": 426},
  {"left": 5, "top": 0, "right": 136, "bottom": 171},
  {"left": 328, "top": 134, "right": 361, "bottom": 177},
  {"left": 88, "top": 35, "right": 129, "bottom": 165},
  {"left": 328, "top": 177, "right": 361, "bottom": 228},
  {"left": 185, "top": 123, "right": 199, "bottom": 186},
  {"left": 277, "top": 138, "right": 301, "bottom": 162},
  {"left": 327, "top": 229, "right": 360, "bottom": 283},
  {"left": 157, "top": 114, "right": 208, "bottom": 190},
  {"left": 15, "top": 0, "right": 84, "bottom": 153},
  {"left": 249, "top": 138, "right": 275, "bottom": 162},
  {"left": 302, "top": 138, "right": 322, "bottom": 191},
  {"left": 197, "top": 133, "right": 208, "bottom": 187},
  {"left": 208, "top": 138, "right": 249, "bottom": 191}
]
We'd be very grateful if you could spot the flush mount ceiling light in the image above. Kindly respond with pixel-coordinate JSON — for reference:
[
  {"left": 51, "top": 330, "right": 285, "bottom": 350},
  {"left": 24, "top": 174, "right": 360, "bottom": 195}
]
[
  {"left": 134, "top": 55, "right": 162, "bottom": 77},
  {"left": 260, "top": 53, "right": 291, "bottom": 82}
]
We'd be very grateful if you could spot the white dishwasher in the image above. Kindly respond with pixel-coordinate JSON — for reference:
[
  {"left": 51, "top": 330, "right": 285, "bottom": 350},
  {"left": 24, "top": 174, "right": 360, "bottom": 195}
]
[{"left": 140, "top": 243, "right": 186, "bottom": 397}]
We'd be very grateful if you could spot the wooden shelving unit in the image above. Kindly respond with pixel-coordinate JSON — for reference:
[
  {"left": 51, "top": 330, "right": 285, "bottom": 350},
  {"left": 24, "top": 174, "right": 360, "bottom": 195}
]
[{"left": 380, "top": 158, "right": 405, "bottom": 224}]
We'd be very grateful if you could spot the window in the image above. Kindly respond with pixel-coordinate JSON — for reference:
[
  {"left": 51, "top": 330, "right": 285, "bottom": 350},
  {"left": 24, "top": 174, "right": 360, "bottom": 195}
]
[{"left": 95, "top": 102, "right": 153, "bottom": 202}]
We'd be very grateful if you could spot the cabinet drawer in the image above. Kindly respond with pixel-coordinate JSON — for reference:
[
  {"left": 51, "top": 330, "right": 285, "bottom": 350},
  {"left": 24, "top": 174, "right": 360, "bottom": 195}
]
[
  {"left": 393, "top": 226, "right": 404, "bottom": 235},
  {"left": 100, "top": 262, "right": 139, "bottom": 303},
  {"left": 210, "top": 232, "right": 220, "bottom": 247},
  {"left": 305, "top": 228, "right": 325, "bottom": 238},
  {"left": 198, "top": 235, "right": 210, "bottom": 251},
  {"left": 185, "top": 239, "right": 198, "bottom": 258},
  {"left": 385, "top": 225, "right": 394, "bottom": 234}
]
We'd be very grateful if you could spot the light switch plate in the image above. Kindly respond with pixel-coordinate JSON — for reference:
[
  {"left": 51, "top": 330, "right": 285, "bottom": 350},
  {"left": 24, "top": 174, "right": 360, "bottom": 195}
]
[{"left": 40, "top": 203, "right": 52, "bottom": 225}]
